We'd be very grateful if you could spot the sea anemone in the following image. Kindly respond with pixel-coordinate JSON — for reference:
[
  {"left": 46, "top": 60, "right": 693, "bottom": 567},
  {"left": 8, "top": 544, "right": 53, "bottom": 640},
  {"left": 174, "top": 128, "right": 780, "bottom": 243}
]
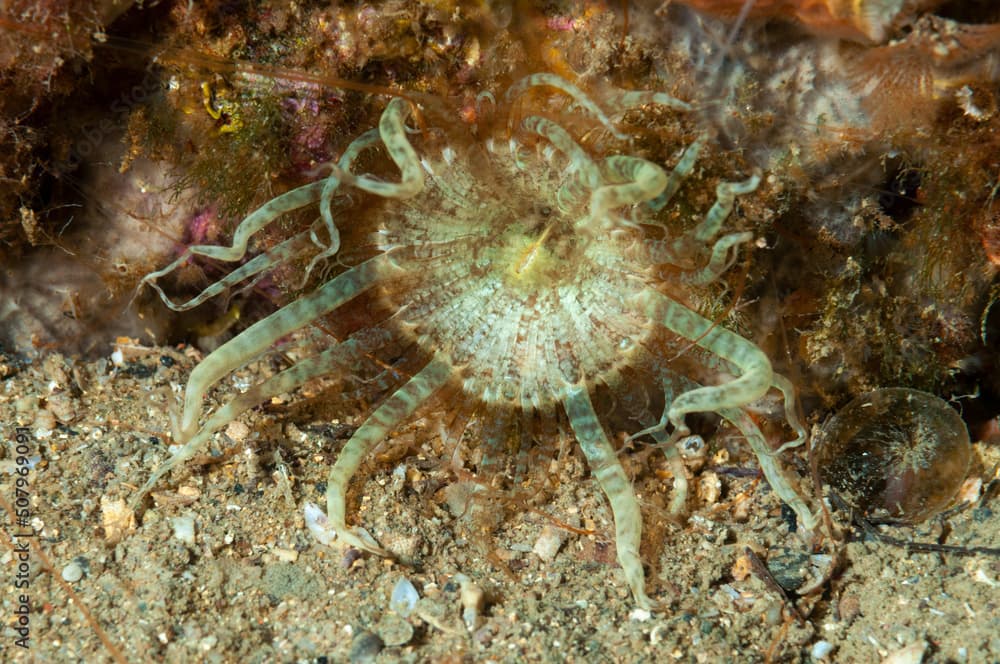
[{"left": 136, "top": 72, "right": 816, "bottom": 609}]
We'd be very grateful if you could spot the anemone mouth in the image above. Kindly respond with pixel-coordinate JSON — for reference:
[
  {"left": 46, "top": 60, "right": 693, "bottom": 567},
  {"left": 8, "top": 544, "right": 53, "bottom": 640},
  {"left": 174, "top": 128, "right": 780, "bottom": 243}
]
[{"left": 373, "top": 125, "right": 654, "bottom": 410}]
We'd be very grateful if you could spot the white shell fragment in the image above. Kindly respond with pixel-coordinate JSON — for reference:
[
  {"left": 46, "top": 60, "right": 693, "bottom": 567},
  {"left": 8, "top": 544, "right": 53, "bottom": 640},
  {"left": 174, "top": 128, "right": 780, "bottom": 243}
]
[
  {"left": 171, "top": 514, "right": 196, "bottom": 545},
  {"left": 390, "top": 577, "right": 420, "bottom": 618},
  {"left": 304, "top": 502, "right": 337, "bottom": 546},
  {"left": 532, "top": 525, "right": 566, "bottom": 562},
  {"left": 456, "top": 574, "right": 486, "bottom": 632},
  {"left": 100, "top": 496, "right": 136, "bottom": 545},
  {"left": 629, "top": 608, "right": 652, "bottom": 622},
  {"left": 882, "top": 641, "right": 927, "bottom": 664}
]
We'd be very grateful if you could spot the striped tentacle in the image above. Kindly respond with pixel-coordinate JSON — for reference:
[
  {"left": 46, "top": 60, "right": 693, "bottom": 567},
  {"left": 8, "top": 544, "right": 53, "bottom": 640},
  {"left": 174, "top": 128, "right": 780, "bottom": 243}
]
[
  {"left": 176, "top": 254, "right": 391, "bottom": 441},
  {"left": 133, "top": 336, "right": 370, "bottom": 507},
  {"left": 631, "top": 289, "right": 773, "bottom": 443},
  {"left": 564, "top": 384, "right": 657, "bottom": 610},
  {"left": 325, "top": 358, "right": 452, "bottom": 555}
]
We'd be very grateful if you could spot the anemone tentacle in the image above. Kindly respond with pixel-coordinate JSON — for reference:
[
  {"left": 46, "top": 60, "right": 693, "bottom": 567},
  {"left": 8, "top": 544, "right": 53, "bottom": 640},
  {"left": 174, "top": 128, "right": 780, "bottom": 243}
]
[
  {"left": 328, "top": 97, "right": 424, "bottom": 200},
  {"left": 770, "top": 372, "right": 809, "bottom": 452},
  {"left": 140, "top": 181, "right": 330, "bottom": 311},
  {"left": 692, "top": 173, "right": 762, "bottom": 243},
  {"left": 133, "top": 336, "right": 371, "bottom": 507},
  {"left": 584, "top": 155, "right": 668, "bottom": 234},
  {"left": 683, "top": 230, "right": 754, "bottom": 286},
  {"left": 522, "top": 115, "right": 601, "bottom": 187},
  {"left": 720, "top": 406, "right": 818, "bottom": 531},
  {"left": 564, "top": 384, "right": 655, "bottom": 610},
  {"left": 326, "top": 357, "right": 452, "bottom": 554},
  {"left": 176, "top": 254, "right": 390, "bottom": 440},
  {"left": 504, "top": 72, "right": 628, "bottom": 140},
  {"left": 632, "top": 289, "right": 774, "bottom": 443},
  {"left": 648, "top": 133, "right": 706, "bottom": 212},
  {"left": 608, "top": 89, "right": 692, "bottom": 114}
]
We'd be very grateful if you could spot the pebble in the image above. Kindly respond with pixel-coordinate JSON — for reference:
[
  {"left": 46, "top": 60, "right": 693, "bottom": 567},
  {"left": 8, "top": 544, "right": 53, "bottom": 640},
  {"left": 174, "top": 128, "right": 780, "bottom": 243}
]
[
  {"left": 225, "top": 420, "right": 250, "bottom": 443},
  {"left": 811, "top": 640, "right": 834, "bottom": 660},
  {"left": 46, "top": 392, "right": 78, "bottom": 423},
  {"left": 348, "top": 630, "right": 384, "bottom": 664},
  {"left": 838, "top": 593, "right": 861, "bottom": 624},
  {"left": 61, "top": 561, "right": 84, "bottom": 583},
  {"left": 375, "top": 613, "right": 414, "bottom": 647},
  {"left": 271, "top": 547, "right": 299, "bottom": 563},
  {"left": 42, "top": 354, "right": 69, "bottom": 385},
  {"left": 32, "top": 408, "right": 56, "bottom": 433},
  {"left": 14, "top": 395, "right": 37, "bottom": 413}
]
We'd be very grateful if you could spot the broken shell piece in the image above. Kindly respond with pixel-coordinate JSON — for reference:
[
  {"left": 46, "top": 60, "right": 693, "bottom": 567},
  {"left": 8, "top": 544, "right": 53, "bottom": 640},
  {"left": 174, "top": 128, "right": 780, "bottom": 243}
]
[
  {"left": 955, "top": 477, "right": 982, "bottom": 506},
  {"left": 456, "top": 574, "right": 486, "bottom": 632},
  {"left": 379, "top": 531, "right": 423, "bottom": 560},
  {"left": 766, "top": 549, "right": 811, "bottom": 592},
  {"left": 304, "top": 502, "right": 337, "bottom": 546},
  {"left": 171, "top": 514, "right": 196, "bottom": 545},
  {"left": 532, "top": 525, "right": 566, "bottom": 562},
  {"left": 100, "top": 496, "right": 136, "bottom": 544},
  {"left": 882, "top": 640, "right": 927, "bottom": 664},
  {"left": 390, "top": 577, "right": 420, "bottom": 618}
]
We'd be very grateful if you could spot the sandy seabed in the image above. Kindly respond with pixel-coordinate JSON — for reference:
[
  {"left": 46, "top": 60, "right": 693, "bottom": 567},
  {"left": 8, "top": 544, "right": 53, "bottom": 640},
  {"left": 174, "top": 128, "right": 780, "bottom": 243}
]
[{"left": 1, "top": 345, "right": 998, "bottom": 663}]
